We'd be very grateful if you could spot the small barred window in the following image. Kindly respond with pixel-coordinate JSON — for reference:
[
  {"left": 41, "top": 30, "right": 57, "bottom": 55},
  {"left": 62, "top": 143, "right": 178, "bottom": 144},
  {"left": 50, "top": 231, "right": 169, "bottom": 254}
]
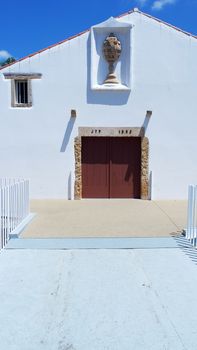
[{"left": 15, "top": 80, "right": 29, "bottom": 105}]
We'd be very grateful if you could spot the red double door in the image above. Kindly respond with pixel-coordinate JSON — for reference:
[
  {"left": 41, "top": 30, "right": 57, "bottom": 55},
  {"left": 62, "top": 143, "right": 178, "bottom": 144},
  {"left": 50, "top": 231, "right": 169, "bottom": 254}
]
[{"left": 82, "top": 137, "right": 141, "bottom": 199}]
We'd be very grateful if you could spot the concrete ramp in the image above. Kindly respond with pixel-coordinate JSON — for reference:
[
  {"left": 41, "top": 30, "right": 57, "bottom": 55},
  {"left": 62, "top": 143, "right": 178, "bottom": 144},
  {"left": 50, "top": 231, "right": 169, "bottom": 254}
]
[{"left": 0, "top": 243, "right": 197, "bottom": 350}]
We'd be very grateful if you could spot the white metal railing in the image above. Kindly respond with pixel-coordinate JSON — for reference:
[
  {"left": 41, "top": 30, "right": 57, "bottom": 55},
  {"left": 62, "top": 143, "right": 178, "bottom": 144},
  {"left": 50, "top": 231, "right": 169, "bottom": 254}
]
[
  {"left": 186, "top": 185, "right": 197, "bottom": 247},
  {"left": 0, "top": 179, "right": 29, "bottom": 249}
]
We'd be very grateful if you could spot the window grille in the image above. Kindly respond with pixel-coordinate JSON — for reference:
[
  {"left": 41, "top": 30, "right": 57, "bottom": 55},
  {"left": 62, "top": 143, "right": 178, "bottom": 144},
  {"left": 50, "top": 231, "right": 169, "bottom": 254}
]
[{"left": 15, "top": 80, "right": 28, "bottom": 104}]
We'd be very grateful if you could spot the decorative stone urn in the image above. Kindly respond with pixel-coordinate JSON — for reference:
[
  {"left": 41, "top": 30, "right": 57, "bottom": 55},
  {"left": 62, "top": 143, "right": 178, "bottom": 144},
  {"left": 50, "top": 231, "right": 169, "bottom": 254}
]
[{"left": 103, "top": 33, "right": 122, "bottom": 84}]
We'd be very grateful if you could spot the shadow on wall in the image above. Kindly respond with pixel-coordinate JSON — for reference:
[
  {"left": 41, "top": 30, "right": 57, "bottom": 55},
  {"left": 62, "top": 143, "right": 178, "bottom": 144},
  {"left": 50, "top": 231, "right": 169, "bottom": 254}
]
[
  {"left": 60, "top": 116, "right": 76, "bottom": 152},
  {"left": 142, "top": 111, "right": 152, "bottom": 133},
  {"left": 68, "top": 172, "right": 72, "bottom": 200},
  {"left": 86, "top": 34, "right": 130, "bottom": 106}
]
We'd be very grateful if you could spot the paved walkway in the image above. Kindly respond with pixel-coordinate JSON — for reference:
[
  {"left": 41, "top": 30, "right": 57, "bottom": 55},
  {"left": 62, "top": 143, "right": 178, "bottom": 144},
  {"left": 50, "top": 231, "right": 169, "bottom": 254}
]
[
  {"left": 1, "top": 238, "right": 197, "bottom": 350},
  {"left": 22, "top": 199, "right": 187, "bottom": 238},
  {"left": 7, "top": 237, "right": 178, "bottom": 249}
]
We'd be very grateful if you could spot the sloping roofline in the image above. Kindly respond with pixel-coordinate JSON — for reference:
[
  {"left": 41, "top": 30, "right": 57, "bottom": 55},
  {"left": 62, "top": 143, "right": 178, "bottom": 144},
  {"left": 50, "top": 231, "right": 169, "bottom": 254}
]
[{"left": 1, "top": 8, "right": 196, "bottom": 71}]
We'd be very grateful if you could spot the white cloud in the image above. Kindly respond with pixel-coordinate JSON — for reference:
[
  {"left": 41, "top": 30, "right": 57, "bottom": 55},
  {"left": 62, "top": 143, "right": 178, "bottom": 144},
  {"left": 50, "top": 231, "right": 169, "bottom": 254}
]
[
  {"left": 135, "top": 0, "right": 177, "bottom": 10},
  {"left": 0, "top": 50, "right": 12, "bottom": 62},
  {"left": 152, "top": 0, "right": 176, "bottom": 10}
]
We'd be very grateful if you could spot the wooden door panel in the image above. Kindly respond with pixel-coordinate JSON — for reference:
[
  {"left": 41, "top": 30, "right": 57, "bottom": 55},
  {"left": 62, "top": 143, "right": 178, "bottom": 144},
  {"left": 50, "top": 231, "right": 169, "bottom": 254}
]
[
  {"left": 110, "top": 137, "right": 141, "bottom": 198},
  {"left": 82, "top": 137, "right": 109, "bottom": 198},
  {"left": 81, "top": 137, "right": 141, "bottom": 199}
]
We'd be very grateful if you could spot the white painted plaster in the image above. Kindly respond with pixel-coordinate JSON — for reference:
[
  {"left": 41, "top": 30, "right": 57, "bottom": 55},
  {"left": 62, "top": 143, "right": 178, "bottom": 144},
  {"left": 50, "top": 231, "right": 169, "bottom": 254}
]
[
  {"left": 0, "top": 11, "right": 197, "bottom": 199},
  {"left": 9, "top": 213, "right": 36, "bottom": 238}
]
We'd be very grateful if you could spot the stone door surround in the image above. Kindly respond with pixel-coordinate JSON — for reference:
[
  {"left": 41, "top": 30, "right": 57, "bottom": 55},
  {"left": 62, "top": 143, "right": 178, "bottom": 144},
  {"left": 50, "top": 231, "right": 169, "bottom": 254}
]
[{"left": 74, "top": 127, "right": 149, "bottom": 200}]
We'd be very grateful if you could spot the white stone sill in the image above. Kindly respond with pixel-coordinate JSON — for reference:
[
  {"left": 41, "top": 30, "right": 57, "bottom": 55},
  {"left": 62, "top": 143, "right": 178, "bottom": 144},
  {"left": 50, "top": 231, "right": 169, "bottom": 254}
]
[{"left": 91, "top": 84, "right": 130, "bottom": 91}]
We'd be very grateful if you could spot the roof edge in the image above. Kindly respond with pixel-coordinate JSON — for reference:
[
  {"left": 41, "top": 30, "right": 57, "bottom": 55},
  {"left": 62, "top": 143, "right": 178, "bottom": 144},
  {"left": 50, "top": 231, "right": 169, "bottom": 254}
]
[
  {"left": 136, "top": 10, "right": 197, "bottom": 40},
  {"left": 0, "top": 28, "right": 90, "bottom": 71},
  {"left": 0, "top": 8, "right": 196, "bottom": 71}
]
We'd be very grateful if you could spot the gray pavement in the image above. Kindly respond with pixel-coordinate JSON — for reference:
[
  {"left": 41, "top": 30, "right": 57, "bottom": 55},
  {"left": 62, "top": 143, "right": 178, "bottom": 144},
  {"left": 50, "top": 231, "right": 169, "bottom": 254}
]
[
  {"left": 6, "top": 236, "right": 179, "bottom": 249},
  {"left": 0, "top": 239, "right": 197, "bottom": 350},
  {"left": 2, "top": 199, "right": 192, "bottom": 350},
  {"left": 22, "top": 199, "right": 187, "bottom": 238}
]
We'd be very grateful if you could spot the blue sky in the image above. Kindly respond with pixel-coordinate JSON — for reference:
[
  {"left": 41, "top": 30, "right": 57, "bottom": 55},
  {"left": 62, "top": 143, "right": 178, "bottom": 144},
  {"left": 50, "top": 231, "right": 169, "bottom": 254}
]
[{"left": 0, "top": 0, "right": 196, "bottom": 62}]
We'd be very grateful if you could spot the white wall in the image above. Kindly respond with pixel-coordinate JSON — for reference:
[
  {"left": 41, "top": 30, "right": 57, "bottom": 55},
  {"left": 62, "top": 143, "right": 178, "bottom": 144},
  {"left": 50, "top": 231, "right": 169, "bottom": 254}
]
[{"left": 0, "top": 11, "right": 197, "bottom": 199}]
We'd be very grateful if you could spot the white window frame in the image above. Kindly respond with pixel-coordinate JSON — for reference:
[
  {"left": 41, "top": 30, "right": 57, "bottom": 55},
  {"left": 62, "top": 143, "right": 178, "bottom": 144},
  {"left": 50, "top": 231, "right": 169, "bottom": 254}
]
[{"left": 4, "top": 73, "right": 42, "bottom": 108}]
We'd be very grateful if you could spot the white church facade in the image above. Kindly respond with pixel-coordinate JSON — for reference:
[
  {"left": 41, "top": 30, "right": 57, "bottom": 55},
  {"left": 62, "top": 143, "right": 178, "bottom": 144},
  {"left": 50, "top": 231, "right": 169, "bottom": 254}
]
[{"left": 0, "top": 8, "right": 197, "bottom": 200}]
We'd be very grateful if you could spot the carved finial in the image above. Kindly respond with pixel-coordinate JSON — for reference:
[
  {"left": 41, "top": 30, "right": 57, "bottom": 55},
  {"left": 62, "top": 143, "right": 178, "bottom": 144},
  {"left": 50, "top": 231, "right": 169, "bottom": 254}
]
[{"left": 103, "top": 33, "right": 122, "bottom": 84}]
